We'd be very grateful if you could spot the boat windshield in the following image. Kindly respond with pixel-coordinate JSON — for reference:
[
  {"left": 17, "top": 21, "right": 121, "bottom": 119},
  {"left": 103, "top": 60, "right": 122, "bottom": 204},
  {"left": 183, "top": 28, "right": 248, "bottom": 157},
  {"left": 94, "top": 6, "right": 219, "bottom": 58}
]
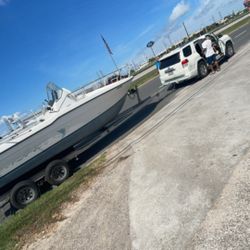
[{"left": 46, "top": 82, "right": 63, "bottom": 106}]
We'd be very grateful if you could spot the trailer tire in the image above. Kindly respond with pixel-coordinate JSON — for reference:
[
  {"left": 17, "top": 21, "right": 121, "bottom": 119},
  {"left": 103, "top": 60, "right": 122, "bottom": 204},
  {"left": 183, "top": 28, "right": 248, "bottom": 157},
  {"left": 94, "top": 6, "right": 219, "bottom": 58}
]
[
  {"left": 45, "top": 160, "right": 70, "bottom": 186},
  {"left": 10, "top": 180, "right": 40, "bottom": 209}
]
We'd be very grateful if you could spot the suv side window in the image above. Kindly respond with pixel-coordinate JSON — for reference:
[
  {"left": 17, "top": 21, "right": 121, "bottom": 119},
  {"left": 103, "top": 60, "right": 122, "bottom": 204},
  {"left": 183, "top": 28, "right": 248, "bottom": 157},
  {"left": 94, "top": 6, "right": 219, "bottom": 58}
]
[
  {"left": 183, "top": 46, "right": 192, "bottom": 57},
  {"left": 195, "top": 42, "right": 204, "bottom": 57}
]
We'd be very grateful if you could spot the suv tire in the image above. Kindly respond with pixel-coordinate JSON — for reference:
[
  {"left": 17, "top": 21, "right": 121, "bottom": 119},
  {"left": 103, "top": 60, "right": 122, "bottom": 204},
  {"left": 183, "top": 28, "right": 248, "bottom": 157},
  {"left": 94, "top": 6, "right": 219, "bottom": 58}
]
[
  {"left": 197, "top": 60, "right": 208, "bottom": 79},
  {"left": 225, "top": 42, "right": 234, "bottom": 58}
]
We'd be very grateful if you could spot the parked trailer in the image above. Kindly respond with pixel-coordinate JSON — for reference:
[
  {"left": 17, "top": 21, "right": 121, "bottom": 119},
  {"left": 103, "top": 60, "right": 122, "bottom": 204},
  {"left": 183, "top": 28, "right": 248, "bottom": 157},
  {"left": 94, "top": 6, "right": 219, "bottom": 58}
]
[{"left": 0, "top": 89, "right": 145, "bottom": 210}]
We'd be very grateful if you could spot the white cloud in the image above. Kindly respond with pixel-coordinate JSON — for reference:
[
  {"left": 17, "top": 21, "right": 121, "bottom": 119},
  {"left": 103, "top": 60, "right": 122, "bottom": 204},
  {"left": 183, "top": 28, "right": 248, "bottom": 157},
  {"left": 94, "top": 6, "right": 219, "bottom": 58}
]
[
  {"left": 113, "top": 24, "right": 155, "bottom": 59},
  {"left": 164, "top": 0, "right": 243, "bottom": 44},
  {"left": 195, "top": 0, "right": 215, "bottom": 19},
  {"left": 194, "top": 0, "right": 241, "bottom": 19},
  {"left": 169, "top": 0, "right": 190, "bottom": 22},
  {"left": 185, "top": 0, "right": 242, "bottom": 34},
  {"left": 0, "top": 0, "right": 10, "bottom": 6},
  {"left": 137, "top": 25, "right": 155, "bottom": 39}
]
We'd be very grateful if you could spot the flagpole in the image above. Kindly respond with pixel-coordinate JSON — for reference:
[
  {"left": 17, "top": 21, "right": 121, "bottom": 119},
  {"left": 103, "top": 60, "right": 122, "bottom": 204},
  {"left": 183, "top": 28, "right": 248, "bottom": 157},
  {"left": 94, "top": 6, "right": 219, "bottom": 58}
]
[
  {"left": 100, "top": 34, "right": 119, "bottom": 72},
  {"left": 110, "top": 53, "right": 119, "bottom": 72}
]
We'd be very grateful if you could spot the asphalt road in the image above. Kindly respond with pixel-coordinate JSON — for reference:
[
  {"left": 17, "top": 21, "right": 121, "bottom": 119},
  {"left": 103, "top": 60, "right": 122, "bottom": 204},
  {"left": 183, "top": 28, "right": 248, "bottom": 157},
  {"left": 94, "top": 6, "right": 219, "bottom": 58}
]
[
  {"left": 230, "top": 21, "right": 250, "bottom": 49},
  {"left": 0, "top": 23, "right": 249, "bottom": 223}
]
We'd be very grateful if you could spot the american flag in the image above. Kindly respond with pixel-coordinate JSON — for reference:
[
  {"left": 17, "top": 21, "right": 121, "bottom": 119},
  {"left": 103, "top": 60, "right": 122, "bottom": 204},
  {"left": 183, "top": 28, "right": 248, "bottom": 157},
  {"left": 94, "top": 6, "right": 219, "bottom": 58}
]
[{"left": 101, "top": 34, "right": 113, "bottom": 55}]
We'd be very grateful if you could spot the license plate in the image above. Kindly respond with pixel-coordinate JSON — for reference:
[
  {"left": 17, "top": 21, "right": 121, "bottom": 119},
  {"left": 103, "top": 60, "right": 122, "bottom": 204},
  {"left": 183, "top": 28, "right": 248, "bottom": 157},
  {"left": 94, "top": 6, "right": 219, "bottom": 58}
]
[{"left": 168, "top": 71, "right": 174, "bottom": 76}]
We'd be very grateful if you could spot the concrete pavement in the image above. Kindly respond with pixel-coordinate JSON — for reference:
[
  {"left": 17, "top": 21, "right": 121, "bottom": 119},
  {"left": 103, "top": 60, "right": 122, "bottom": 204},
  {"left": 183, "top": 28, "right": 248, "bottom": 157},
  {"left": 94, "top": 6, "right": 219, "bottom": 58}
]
[
  {"left": 25, "top": 42, "right": 250, "bottom": 250},
  {"left": 128, "top": 44, "right": 250, "bottom": 249},
  {"left": 188, "top": 152, "right": 250, "bottom": 249}
]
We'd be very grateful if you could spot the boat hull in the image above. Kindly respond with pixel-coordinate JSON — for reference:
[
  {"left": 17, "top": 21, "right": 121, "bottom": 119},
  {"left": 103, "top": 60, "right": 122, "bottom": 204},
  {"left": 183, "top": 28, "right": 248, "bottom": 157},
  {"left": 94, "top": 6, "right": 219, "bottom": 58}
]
[{"left": 0, "top": 80, "right": 130, "bottom": 189}]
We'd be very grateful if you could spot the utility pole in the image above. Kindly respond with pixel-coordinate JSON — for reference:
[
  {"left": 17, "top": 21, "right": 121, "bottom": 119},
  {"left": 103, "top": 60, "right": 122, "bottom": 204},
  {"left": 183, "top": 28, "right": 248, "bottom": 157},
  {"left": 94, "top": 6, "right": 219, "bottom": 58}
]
[
  {"left": 97, "top": 72, "right": 101, "bottom": 79},
  {"left": 150, "top": 47, "right": 156, "bottom": 57},
  {"left": 218, "top": 11, "right": 223, "bottom": 20},
  {"left": 212, "top": 15, "right": 216, "bottom": 23},
  {"left": 97, "top": 70, "right": 104, "bottom": 85},
  {"left": 168, "top": 34, "right": 173, "bottom": 46},
  {"left": 161, "top": 40, "right": 167, "bottom": 50},
  {"left": 143, "top": 52, "right": 148, "bottom": 62},
  {"left": 131, "top": 60, "right": 137, "bottom": 70},
  {"left": 182, "top": 22, "right": 190, "bottom": 40},
  {"left": 99, "top": 70, "right": 104, "bottom": 77},
  {"left": 200, "top": 23, "right": 204, "bottom": 31}
]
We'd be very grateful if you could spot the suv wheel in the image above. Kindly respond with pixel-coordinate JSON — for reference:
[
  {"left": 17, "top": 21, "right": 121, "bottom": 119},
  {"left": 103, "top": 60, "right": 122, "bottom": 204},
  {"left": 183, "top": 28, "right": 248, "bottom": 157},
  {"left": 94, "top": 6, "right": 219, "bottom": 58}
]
[
  {"left": 226, "top": 42, "right": 234, "bottom": 58},
  {"left": 198, "top": 60, "right": 208, "bottom": 79}
]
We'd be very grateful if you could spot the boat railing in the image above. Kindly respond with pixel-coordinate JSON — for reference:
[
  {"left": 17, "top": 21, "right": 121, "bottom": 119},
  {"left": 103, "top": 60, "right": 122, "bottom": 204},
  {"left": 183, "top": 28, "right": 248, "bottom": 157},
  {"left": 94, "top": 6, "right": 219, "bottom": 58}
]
[
  {"left": 0, "top": 109, "right": 43, "bottom": 141},
  {"left": 72, "top": 65, "right": 131, "bottom": 98},
  {"left": 0, "top": 66, "right": 132, "bottom": 140}
]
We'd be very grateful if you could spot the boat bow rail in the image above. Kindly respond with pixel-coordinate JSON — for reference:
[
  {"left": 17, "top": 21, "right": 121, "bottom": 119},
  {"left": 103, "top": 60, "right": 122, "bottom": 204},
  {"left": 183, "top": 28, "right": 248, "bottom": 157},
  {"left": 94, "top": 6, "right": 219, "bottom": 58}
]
[
  {"left": 72, "top": 66, "right": 131, "bottom": 98},
  {"left": 0, "top": 66, "right": 132, "bottom": 146}
]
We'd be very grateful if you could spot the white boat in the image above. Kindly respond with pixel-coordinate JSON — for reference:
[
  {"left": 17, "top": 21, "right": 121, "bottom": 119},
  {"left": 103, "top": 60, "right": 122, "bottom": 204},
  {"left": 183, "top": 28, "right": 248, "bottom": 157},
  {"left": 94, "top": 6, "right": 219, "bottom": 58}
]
[{"left": 0, "top": 73, "right": 133, "bottom": 190}]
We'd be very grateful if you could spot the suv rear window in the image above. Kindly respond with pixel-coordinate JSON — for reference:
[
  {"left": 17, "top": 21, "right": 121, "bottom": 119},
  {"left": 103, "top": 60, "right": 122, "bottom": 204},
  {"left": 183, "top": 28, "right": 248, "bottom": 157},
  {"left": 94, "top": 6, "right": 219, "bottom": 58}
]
[
  {"left": 159, "top": 53, "right": 180, "bottom": 70},
  {"left": 183, "top": 46, "right": 192, "bottom": 57}
]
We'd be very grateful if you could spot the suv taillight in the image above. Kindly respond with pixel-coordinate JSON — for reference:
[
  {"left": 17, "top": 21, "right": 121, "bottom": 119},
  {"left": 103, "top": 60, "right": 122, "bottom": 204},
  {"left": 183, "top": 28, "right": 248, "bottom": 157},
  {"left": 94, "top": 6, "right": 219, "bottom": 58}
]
[{"left": 181, "top": 59, "right": 189, "bottom": 67}]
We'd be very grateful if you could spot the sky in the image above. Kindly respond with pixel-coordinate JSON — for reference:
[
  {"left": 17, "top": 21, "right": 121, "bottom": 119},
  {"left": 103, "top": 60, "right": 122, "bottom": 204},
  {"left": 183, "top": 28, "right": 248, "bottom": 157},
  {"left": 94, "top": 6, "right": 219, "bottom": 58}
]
[{"left": 0, "top": 0, "right": 244, "bottom": 117}]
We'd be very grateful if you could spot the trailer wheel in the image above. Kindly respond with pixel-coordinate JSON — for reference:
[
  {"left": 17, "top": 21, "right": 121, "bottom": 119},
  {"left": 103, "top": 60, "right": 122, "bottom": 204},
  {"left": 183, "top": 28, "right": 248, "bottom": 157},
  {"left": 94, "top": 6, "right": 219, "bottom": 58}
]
[
  {"left": 45, "top": 160, "right": 70, "bottom": 186},
  {"left": 10, "top": 180, "right": 40, "bottom": 209}
]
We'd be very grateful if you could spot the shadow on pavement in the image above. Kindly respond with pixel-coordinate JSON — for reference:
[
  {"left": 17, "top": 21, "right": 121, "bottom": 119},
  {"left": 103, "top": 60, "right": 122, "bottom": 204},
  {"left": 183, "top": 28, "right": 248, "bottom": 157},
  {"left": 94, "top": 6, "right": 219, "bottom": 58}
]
[{"left": 71, "top": 89, "right": 173, "bottom": 167}]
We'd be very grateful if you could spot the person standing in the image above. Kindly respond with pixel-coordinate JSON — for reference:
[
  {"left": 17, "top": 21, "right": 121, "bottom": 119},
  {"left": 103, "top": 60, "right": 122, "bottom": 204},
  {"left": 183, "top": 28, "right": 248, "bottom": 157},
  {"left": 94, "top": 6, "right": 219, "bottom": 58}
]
[{"left": 202, "top": 35, "right": 220, "bottom": 73}]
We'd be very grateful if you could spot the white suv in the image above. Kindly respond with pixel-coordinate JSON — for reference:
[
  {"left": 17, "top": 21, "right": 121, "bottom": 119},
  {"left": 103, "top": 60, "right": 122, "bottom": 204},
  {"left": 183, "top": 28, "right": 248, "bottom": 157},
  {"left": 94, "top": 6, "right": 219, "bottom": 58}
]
[{"left": 157, "top": 33, "right": 234, "bottom": 86}]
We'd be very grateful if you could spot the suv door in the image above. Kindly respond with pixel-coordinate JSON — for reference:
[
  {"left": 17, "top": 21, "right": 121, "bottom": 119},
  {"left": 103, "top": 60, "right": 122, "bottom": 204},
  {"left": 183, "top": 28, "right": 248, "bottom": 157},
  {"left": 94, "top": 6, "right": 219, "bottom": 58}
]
[{"left": 208, "top": 34, "right": 225, "bottom": 57}]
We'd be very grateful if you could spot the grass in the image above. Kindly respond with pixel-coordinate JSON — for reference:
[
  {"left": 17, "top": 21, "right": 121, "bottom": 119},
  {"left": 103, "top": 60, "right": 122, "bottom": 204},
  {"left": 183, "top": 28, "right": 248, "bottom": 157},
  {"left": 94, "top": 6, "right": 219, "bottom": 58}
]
[
  {"left": 129, "top": 69, "right": 159, "bottom": 91},
  {"left": 0, "top": 154, "right": 107, "bottom": 250},
  {"left": 221, "top": 16, "right": 250, "bottom": 35},
  {"left": 132, "top": 62, "right": 155, "bottom": 76}
]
